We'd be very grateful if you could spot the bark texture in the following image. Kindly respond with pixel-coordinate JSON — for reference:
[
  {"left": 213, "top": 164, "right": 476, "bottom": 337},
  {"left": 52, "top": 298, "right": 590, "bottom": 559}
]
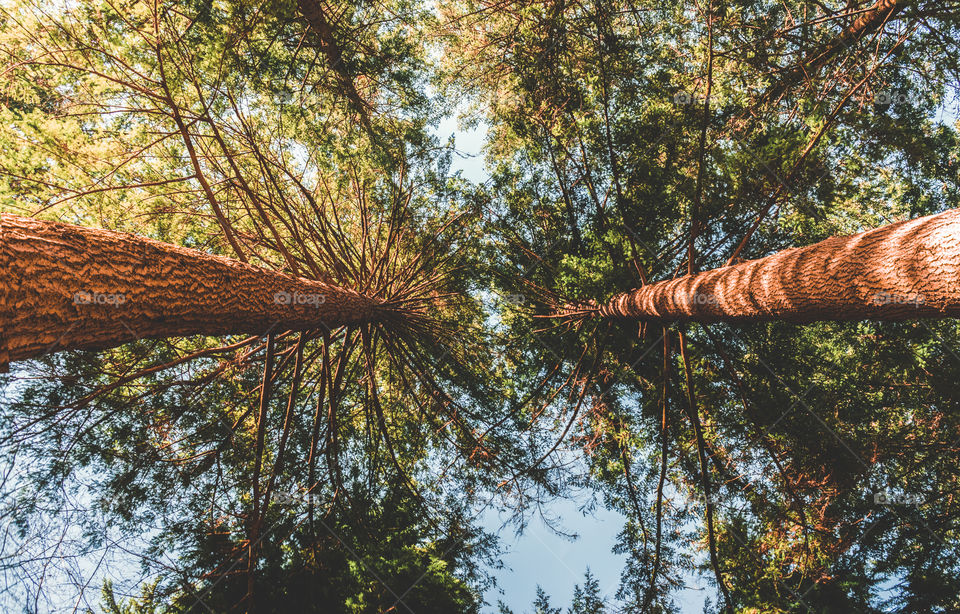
[
  {"left": 599, "top": 208, "right": 960, "bottom": 322},
  {"left": 0, "top": 214, "right": 387, "bottom": 369}
]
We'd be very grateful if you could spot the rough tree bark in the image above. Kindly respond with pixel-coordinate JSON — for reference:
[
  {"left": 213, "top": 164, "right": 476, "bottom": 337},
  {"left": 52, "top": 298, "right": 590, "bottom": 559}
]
[
  {"left": 598, "top": 208, "right": 960, "bottom": 322},
  {"left": 0, "top": 214, "right": 387, "bottom": 370}
]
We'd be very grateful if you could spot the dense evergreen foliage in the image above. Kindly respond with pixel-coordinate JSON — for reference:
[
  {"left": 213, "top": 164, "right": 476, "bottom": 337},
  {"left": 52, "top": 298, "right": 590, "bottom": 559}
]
[{"left": 2, "top": 0, "right": 960, "bottom": 612}]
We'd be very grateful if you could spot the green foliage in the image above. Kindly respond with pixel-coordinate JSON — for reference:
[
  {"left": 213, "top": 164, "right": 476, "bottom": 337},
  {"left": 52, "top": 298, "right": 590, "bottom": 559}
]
[
  {"left": 569, "top": 569, "right": 604, "bottom": 614},
  {"left": 4, "top": 0, "right": 960, "bottom": 612},
  {"left": 532, "top": 586, "right": 561, "bottom": 614}
]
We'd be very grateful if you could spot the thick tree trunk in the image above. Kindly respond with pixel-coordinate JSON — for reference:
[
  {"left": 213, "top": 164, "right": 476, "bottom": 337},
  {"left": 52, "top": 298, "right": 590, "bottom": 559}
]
[
  {"left": 598, "top": 208, "right": 960, "bottom": 322},
  {"left": 0, "top": 214, "right": 387, "bottom": 370}
]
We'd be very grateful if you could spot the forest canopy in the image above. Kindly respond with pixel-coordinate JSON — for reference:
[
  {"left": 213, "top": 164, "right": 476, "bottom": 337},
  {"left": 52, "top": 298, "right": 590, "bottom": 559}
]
[{"left": 2, "top": 0, "right": 960, "bottom": 612}]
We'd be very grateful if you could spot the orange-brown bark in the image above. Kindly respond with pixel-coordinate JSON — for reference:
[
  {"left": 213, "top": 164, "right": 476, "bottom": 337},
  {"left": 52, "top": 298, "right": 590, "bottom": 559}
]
[
  {"left": 804, "top": 0, "right": 906, "bottom": 70},
  {"left": 599, "top": 208, "right": 960, "bottom": 322},
  {"left": 0, "top": 214, "right": 387, "bottom": 369}
]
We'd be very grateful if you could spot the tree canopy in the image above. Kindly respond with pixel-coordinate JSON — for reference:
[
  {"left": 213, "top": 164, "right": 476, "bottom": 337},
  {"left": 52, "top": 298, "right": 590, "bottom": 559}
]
[{"left": 2, "top": 0, "right": 960, "bottom": 612}]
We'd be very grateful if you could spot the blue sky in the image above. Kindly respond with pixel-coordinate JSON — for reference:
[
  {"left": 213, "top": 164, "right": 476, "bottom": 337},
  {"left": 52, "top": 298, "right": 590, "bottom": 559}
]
[
  {"left": 480, "top": 498, "right": 712, "bottom": 613},
  {"left": 433, "top": 115, "right": 713, "bottom": 614}
]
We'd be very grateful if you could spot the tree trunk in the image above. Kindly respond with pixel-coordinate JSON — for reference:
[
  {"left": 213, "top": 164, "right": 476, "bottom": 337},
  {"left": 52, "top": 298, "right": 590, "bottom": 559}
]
[
  {"left": 762, "top": 0, "right": 908, "bottom": 103},
  {"left": 0, "top": 214, "right": 387, "bottom": 370},
  {"left": 297, "top": 0, "right": 373, "bottom": 129},
  {"left": 805, "top": 0, "right": 906, "bottom": 69},
  {"left": 597, "top": 208, "right": 960, "bottom": 322}
]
